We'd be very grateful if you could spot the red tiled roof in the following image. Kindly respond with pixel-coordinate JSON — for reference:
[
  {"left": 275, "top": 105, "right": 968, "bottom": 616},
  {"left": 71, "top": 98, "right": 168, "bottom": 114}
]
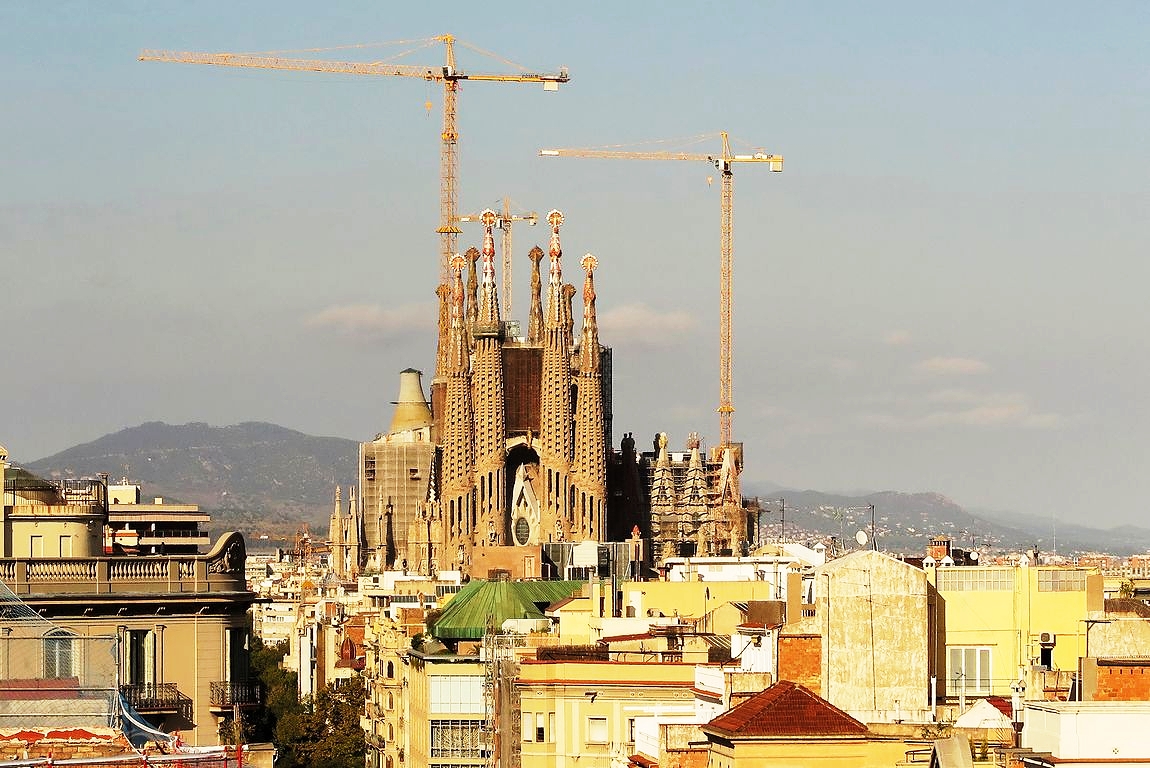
[
  {"left": 986, "top": 696, "right": 1013, "bottom": 718},
  {"left": 703, "top": 680, "right": 869, "bottom": 739}
]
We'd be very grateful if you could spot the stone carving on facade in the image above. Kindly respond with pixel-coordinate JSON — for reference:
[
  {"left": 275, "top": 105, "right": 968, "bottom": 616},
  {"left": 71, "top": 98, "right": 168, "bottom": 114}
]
[{"left": 208, "top": 536, "right": 245, "bottom": 574}]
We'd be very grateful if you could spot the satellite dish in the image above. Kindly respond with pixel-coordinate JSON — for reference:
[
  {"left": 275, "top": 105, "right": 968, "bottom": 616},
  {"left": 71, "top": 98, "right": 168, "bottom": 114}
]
[
  {"left": 855, "top": 530, "right": 869, "bottom": 547},
  {"left": 969, "top": 551, "right": 980, "bottom": 562}
]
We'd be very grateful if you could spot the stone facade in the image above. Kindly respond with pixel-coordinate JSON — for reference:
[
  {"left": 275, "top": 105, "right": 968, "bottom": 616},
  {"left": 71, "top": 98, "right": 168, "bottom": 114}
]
[{"left": 335, "top": 211, "right": 611, "bottom": 578}]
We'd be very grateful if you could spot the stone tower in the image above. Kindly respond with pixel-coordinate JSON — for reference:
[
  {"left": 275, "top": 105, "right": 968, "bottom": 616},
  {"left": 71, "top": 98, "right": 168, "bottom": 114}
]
[{"left": 343, "top": 208, "right": 617, "bottom": 577}]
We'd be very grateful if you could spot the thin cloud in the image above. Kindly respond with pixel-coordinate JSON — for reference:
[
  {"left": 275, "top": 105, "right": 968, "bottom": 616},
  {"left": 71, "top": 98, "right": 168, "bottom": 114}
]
[
  {"left": 305, "top": 303, "right": 434, "bottom": 341},
  {"left": 914, "top": 356, "right": 990, "bottom": 375},
  {"left": 599, "top": 303, "right": 694, "bottom": 347},
  {"left": 859, "top": 391, "right": 1062, "bottom": 430}
]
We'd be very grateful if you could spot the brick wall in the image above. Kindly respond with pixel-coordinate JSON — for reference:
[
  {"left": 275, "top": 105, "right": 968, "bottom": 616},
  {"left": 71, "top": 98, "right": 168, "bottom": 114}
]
[
  {"left": 1095, "top": 662, "right": 1150, "bottom": 701},
  {"left": 778, "top": 634, "right": 821, "bottom": 692},
  {"left": 0, "top": 730, "right": 135, "bottom": 761}
]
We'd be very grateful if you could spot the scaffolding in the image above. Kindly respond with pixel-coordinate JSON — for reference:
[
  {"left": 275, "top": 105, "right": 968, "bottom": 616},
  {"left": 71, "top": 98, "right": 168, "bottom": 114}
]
[{"left": 482, "top": 632, "right": 526, "bottom": 768}]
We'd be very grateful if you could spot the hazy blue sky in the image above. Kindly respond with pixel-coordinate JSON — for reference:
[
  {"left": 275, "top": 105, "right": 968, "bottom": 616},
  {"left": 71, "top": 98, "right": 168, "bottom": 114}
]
[{"left": 3, "top": 2, "right": 1147, "bottom": 528}]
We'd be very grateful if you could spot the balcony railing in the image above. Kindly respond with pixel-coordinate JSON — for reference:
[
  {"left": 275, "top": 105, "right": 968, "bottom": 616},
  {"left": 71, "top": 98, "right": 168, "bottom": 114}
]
[
  {"left": 0, "top": 531, "right": 249, "bottom": 596},
  {"left": 210, "top": 681, "right": 262, "bottom": 709},
  {"left": 120, "top": 682, "right": 194, "bottom": 721}
]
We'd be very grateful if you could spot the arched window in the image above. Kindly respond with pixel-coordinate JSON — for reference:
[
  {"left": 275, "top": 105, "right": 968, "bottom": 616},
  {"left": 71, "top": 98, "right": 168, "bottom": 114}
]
[
  {"left": 387, "top": 692, "right": 394, "bottom": 710},
  {"left": 43, "top": 629, "right": 76, "bottom": 679},
  {"left": 386, "top": 660, "right": 395, "bottom": 678}
]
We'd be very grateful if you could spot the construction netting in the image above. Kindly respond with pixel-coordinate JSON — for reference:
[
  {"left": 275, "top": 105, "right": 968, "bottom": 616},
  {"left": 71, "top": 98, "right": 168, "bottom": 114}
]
[
  {"left": 0, "top": 749, "right": 244, "bottom": 767},
  {"left": 0, "top": 581, "right": 118, "bottom": 729}
]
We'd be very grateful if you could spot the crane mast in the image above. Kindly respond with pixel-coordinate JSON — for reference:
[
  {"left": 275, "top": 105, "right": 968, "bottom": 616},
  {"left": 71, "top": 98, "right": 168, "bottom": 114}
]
[
  {"left": 140, "top": 35, "right": 568, "bottom": 286},
  {"left": 540, "top": 133, "right": 782, "bottom": 448}
]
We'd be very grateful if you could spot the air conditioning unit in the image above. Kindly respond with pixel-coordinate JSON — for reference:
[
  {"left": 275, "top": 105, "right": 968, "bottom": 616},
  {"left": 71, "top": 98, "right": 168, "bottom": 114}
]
[{"left": 1039, "top": 631, "right": 1056, "bottom": 645}]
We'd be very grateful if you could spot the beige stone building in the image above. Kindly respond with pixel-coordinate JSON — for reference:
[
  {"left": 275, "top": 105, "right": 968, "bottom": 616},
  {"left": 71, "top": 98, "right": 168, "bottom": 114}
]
[{"left": 1, "top": 449, "right": 257, "bottom": 746}]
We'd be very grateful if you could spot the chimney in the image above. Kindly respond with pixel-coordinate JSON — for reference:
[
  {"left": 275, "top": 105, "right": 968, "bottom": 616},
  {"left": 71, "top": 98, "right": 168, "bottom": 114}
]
[{"left": 388, "top": 368, "right": 434, "bottom": 434}]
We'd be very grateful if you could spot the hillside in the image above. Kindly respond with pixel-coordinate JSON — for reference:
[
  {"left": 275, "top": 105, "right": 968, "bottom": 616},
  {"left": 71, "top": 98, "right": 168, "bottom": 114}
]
[
  {"left": 26, "top": 422, "right": 359, "bottom": 539},
  {"left": 19, "top": 422, "right": 1148, "bottom": 556},
  {"left": 742, "top": 483, "right": 1150, "bottom": 557}
]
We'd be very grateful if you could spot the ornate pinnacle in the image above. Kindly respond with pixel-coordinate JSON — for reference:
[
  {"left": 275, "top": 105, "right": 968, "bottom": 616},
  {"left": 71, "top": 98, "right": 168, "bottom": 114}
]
[
  {"left": 481, "top": 209, "right": 497, "bottom": 285},
  {"left": 450, "top": 254, "right": 466, "bottom": 313},
  {"left": 547, "top": 209, "right": 564, "bottom": 259}
]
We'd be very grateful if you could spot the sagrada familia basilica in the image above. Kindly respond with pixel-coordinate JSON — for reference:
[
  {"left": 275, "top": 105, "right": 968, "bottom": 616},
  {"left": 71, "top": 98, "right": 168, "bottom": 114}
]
[{"left": 329, "top": 209, "right": 749, "bottom": 578}]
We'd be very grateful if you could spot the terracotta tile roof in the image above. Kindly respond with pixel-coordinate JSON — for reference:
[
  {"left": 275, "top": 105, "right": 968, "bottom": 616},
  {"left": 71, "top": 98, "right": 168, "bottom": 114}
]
[
  {"left": 703, "top": 680, "right": 869, "bottom": 739},
  {"left": 986, "top": 696, "right": 1013, "bottom": 718}
]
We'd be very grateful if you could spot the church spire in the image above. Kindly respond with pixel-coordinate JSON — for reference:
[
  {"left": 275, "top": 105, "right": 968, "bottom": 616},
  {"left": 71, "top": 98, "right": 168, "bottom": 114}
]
[
  {"left": 572, "top": 252, "right": 607, "bottom": 540},
  {"left": 448, "top": 255, "right": 469, "bottom": 374},
  {"left": 578, "top": 254, "right": 600, "bottom": 372},
  {"left": 527, "top": 246, "right": 545, "bottom": 342},
  {"left": 475, "top": 209, "right": 502, "bottom": 335},
  {"left": 545, "top": 210, "right": 570, "bottom": 331}
]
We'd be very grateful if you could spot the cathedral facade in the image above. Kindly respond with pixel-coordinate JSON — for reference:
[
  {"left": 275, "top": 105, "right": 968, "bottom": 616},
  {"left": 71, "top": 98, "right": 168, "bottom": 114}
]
[
  {"left": 329, "top": 207, "right": 752, "bottom": 579},
  {"left": 331, "top": 210, "right": 610, "bottom": 577}
]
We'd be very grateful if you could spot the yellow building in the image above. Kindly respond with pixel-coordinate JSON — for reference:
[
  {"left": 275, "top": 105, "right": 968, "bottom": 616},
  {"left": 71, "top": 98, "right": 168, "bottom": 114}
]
[
  {"left": 406, "top": 649, "right": 487, "bottom": 768},
  {"left": 517, "top": 659, "right": 697, "bottom": 768},
  {"left": 928, "top": 564, "right": 1102, "bottom": 700}
]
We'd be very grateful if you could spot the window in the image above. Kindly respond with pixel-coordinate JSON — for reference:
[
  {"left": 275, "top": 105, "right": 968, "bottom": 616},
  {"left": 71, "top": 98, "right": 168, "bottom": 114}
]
[
  {"left": 1038, "top": 570, "right": 1086, "bottom": 592},
  {"left": 126, "top": 629, "right": 155, "bottom": 685},
  {"left": 523, "top": 712, "right": 534, "bottom": 742},
  {"left": 58, "top": 536, "right": 72, "bottom": 557},
  {"left": 430, "top": 719, "right": 483, "bottom": 759},
  {"left": 387, "top": 660, "right": 395, "bottom": 678},
  {"left": 227, "top": 629, "right": 249, "bottom": 683},
  {"left": 949, "top": 646, "right": 992, "bottom": 694},
  {"left": 936, "top": 569, "right": 1012, "bottom": 592},
  {"left": 44, "top": 629, "right": 76, "bottom": 679},
  {"left": 536, "top": 712, "right": 545, "bottom": 743},
  {"left": 587, "top": 717, "right": 608, "bottom": 745},
  {"left": 29, "top": 535, "right": 43, "bottom": 557},
  {"left": 627, "top": 718, "right": 636, "bottom": 744},
  {"left": 548, "top": 712, "right": 555, "bottom": 743}
]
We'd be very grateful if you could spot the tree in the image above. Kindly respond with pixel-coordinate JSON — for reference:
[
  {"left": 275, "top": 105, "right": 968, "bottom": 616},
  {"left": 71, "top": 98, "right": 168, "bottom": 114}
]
[
  {"left": 240, "top": 637, "right": 365, "bottom": 768},
  {"left": 292, "top": 678, "right": 366, "bottom": 768}
]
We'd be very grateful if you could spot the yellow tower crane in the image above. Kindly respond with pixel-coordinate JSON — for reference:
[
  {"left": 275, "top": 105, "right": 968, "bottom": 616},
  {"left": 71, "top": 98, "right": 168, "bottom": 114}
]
[
  {"left": 458, "top": 198, "right": 538, "bottom": 318},
  {"left": 539, "top": 133, "right": 782, "bottom": 450},
  {"left": 140, "top": 35, "right": 568, "bottom": 285}
]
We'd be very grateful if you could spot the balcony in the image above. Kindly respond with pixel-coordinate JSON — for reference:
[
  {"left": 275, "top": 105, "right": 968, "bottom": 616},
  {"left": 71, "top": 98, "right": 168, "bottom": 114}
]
[
  {"left": 0, "top": 531, "right": 250, "bottom": 597},
  {"left": 210, "top": 681, "right": 262, "bottom": 710},
  {"left": 120, "top": 682, "right": 193, "bottom": 721}
]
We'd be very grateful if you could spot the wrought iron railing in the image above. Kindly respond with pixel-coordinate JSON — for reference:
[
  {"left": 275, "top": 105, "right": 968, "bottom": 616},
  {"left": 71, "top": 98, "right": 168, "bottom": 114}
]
[
  {"left": 209, "top": 681, "right": 262, "bottom": 708},
  {"left": 120, "top": 682, "right": 194, "bottom": 721}
]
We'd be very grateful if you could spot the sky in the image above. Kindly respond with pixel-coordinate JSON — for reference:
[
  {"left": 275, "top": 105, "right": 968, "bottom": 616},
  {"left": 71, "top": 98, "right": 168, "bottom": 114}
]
[{"left": 2, "top": 2, "right": 1148, "bottom": 528}]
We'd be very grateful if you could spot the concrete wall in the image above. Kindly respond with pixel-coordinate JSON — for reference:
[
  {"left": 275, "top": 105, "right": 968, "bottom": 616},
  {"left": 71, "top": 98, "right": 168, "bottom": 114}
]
[{"left": 817, "top": 551, "right": 931, "bottom": 720}]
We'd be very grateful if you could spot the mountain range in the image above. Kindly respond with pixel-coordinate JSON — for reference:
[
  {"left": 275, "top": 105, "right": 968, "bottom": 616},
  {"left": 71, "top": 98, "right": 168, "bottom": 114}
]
[{"left": 18, "top": 421, "right": 1150, "bottom": 556}]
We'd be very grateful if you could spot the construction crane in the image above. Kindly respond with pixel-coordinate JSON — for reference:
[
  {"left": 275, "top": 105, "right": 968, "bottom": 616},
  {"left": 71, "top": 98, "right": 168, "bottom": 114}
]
[
  {"left": 539, "top": 133, "right": 782, "bottom": 449},
  {"left": 458, "top": 198, "right": 538, "bottom": 317},
  {"left": 140, "top": 34, "right": 568, "bottom": 284}
]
